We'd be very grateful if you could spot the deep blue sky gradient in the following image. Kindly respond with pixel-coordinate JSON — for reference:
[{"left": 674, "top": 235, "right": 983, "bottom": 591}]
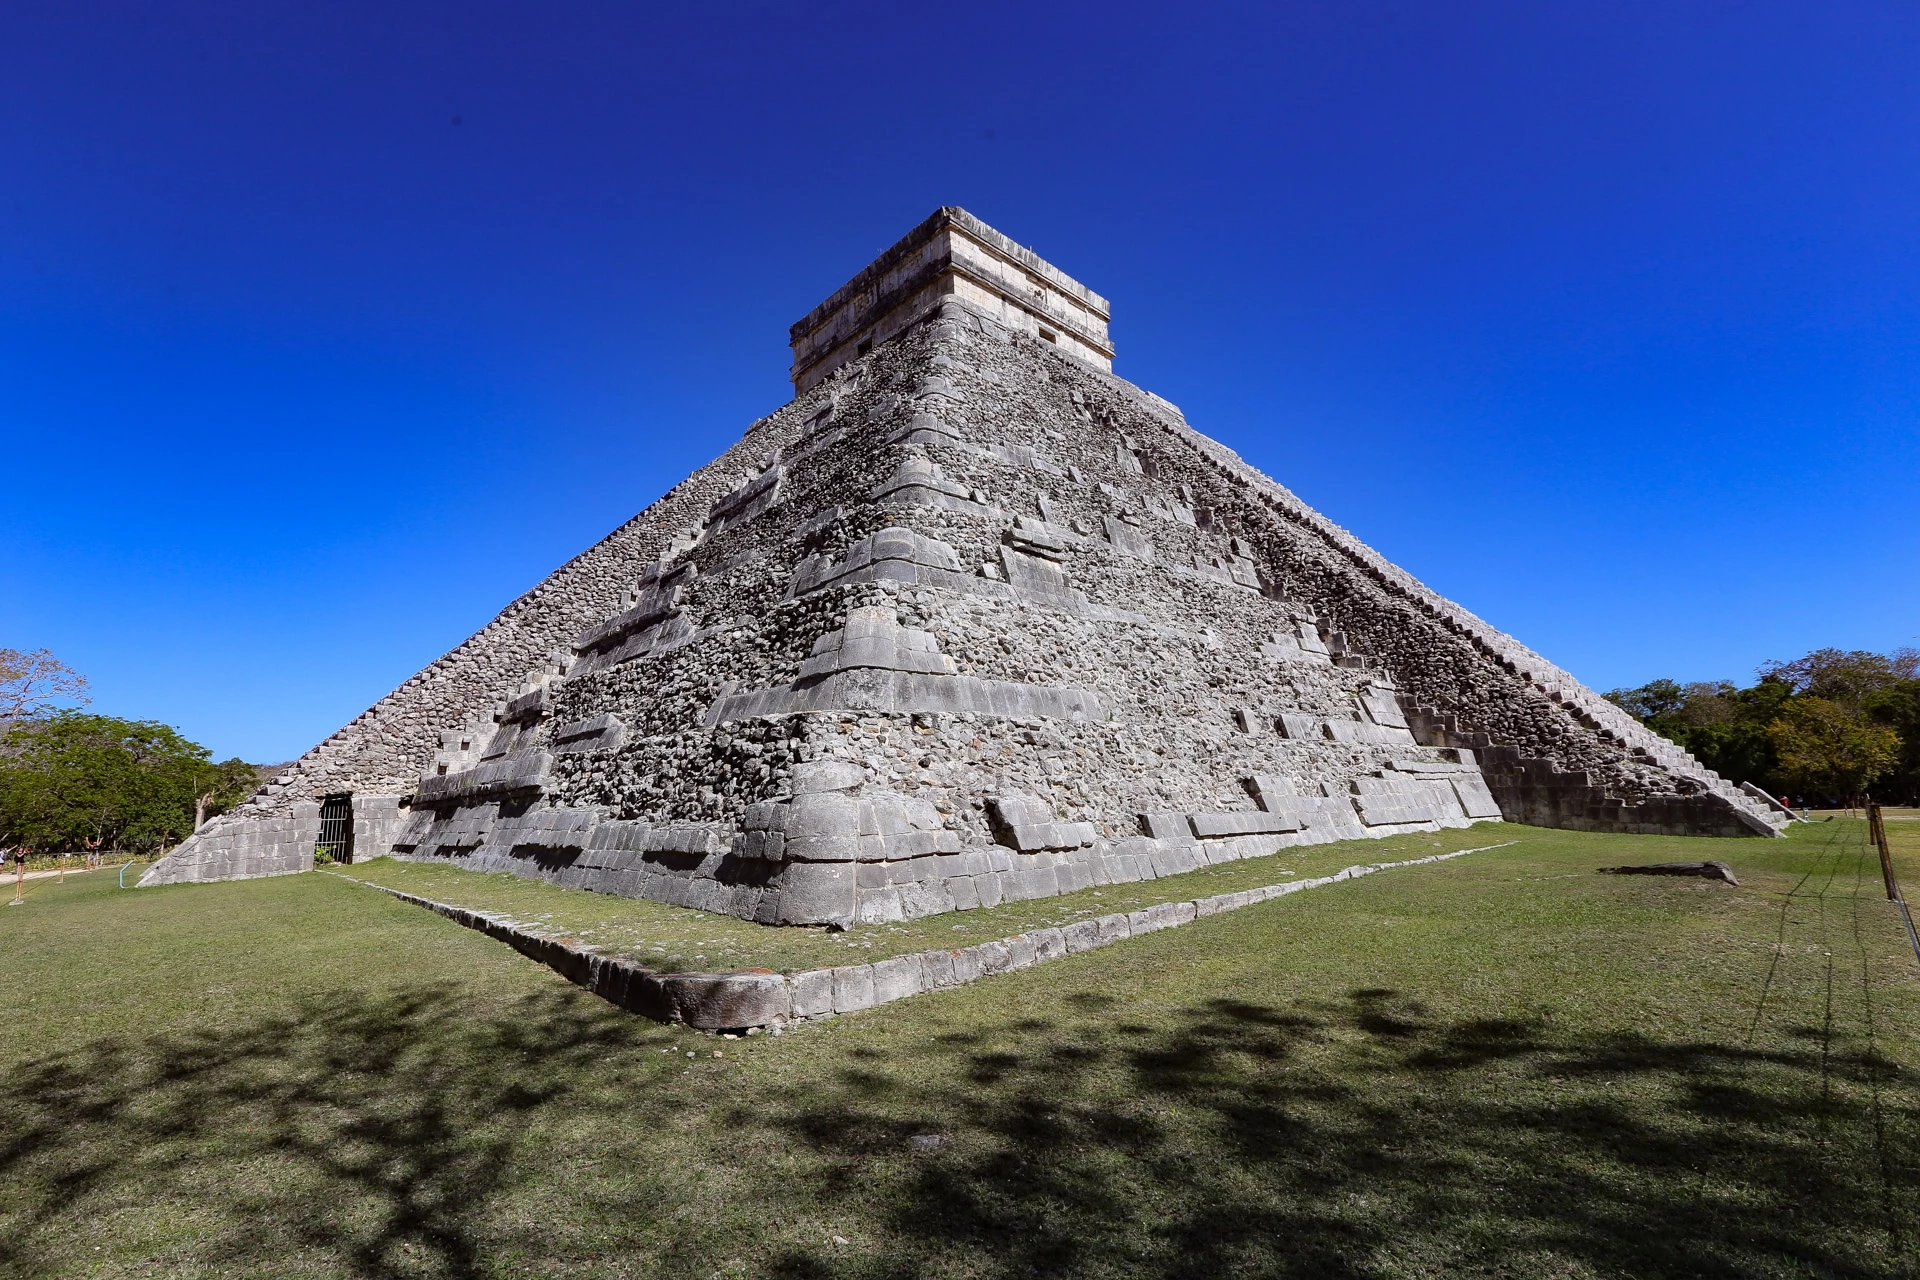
[{"left": 3, "top": 1, "right": 1916, "bottom": 762}]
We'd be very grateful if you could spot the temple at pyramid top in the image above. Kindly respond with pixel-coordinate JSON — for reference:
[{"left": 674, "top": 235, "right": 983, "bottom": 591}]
[{"left": 789, "top": 207, "right": 1113, "bottom": 392}]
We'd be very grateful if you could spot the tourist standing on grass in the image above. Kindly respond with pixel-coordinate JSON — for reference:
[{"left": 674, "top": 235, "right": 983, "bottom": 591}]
[{"left": 9, "top": 845, "right": 26, "bottom": 906}]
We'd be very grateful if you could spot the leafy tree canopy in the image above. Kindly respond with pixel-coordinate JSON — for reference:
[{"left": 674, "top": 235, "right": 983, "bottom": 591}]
[
  {"left": 1767, "top": 697, "right": 1899, "bottom": 802},
  {"left": 1606, "top": 645, "right": 1918, "bottom": 804},
  {"left": 1606, "top": 678, "right": 1743, "bottom": 729},
  {"left": 1864, "top": 678, "right": 1920, "bottom": 806},
  {"left": 1604, "top": 678, "right": 1688, "bottom": 722},
  {"left": 0, "top": 712, "right": 257, "bottom": 853}
]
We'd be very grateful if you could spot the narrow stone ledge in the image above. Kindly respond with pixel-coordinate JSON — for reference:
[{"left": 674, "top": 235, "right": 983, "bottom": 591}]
[{"left": 334, "top": 841, "right": 1516, "bottom": 1030}]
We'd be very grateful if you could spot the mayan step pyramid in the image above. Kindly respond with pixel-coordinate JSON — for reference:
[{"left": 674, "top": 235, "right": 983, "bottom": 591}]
[{"left": 144, "top": 207, "right": 1787, "bottom": 921}]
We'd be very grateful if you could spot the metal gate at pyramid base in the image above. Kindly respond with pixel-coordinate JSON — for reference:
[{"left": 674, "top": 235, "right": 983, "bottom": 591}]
[{"left": 316, "top": 793, "right": 354, "bottom": 864}]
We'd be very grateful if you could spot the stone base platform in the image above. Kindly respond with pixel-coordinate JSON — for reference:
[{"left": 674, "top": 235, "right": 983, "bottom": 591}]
[{"left": 389, "top": 756, "right": 1500, "bottom": 928}]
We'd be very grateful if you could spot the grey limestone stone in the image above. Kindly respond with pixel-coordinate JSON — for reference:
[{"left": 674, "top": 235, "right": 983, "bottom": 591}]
[
  {"left": 790, "top": 967, "right": 834, "bottom": 1018},
  {"left": 148, "top": 206, "right": 1781, "bottom": 897},
  {"left": 920, "top": 948, "right": 959, "bottom": 989},
  {"left": 666, "top": 971, "right": 791, "bottom": 1029},
  {"left": 870, "top": 954, "right": 924, "bottom": 1003},
  {"left": 1062, "top": 919, "right": 1102, "bottom": 952},
  {"left": 831, "top": 965, "right": 876, "bottom": 1013},
  {"left": 774, "top": 861, "right": 856, "bottom": 927},
  {"left": 943, "top": 946, "right": 980, "bottom": 983}
]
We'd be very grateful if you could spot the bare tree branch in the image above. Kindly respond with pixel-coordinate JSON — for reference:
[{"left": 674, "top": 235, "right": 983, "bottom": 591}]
[{"left": 0, "top": 649, "right": 91, "bottom": 724}]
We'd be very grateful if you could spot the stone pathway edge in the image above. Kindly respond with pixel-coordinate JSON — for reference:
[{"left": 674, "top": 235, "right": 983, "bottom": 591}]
[{"left": 333, "top": 841, "right": 1518, "bottom": 1030}]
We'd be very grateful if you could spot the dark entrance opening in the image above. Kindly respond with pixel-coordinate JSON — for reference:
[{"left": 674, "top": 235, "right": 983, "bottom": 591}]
[{"left": 317, "top": 794, "right": 354, "bottom": 864}]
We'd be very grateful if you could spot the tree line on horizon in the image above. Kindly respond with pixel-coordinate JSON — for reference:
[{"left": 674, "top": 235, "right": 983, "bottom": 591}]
[
  {"left": 1604, "top": 646, "right": 1920, "bottom": 807},
  {"left": 0, "top": 649, "right": 265, "bottom": 858}
]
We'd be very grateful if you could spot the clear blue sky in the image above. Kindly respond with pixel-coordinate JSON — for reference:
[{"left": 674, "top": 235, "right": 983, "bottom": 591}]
[{"left": 3, "top": 2, "right": 1916, "bottom": 764}]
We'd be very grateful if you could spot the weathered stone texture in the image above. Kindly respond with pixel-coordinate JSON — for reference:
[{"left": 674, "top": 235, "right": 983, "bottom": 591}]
[
  {"left": 144, "top": 208, "right": 1783, "bottom": 901},
  {"left": 139, "top": 803, "right": 321, "bottom": 886},
  {"left": 790, "top": 206, "right": 1112, "bottom": 393}
]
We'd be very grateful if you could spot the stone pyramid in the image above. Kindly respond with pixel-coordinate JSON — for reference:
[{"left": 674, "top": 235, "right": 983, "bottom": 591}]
[{"left": 144, "top": 207, "right": 1787, "bottom": 919}]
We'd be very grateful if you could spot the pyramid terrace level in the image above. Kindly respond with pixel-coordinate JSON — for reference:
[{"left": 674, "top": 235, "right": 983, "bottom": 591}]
[{"left": 789, "top": 207, "right": 1112, "bottom": 393}]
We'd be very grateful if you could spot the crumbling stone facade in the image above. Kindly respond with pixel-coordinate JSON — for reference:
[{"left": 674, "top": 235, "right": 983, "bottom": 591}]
[{"left": 143, "top": 208, "right": 1785, "bottom": 909}]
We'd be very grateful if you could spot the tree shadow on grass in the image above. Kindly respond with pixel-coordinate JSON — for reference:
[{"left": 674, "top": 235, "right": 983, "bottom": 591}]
[
  {"left": 0, "top": 984, "right": 646, "bottom": 1278},
  {"left": 759, "top": 990, "right": 1920, "bottom": 1280},
  {"left": 1, "top": 985, "right": 1915, "bottom": 1278}
]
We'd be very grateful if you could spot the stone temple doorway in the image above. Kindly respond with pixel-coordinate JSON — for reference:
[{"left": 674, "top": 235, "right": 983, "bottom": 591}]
[{"left": 316, "top": 793, "right": 355, "bottom": 864}]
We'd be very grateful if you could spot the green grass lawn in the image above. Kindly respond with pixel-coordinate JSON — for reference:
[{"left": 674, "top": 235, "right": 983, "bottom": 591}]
[
  {"left": 3, "top": 819, "right": 1917, "bottom": 1278},
  {"left": 332, "top": 823, "right": 1519, "bottom": 974}
]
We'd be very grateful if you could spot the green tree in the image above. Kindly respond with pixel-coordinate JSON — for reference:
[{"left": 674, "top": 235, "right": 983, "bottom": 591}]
[
  {"left": 195, "top": 757, "right": 261, "bottom": 830},
  {"left": 0, "top": 713, "right": 256, "bottom": 853},
  {"left": 1767, "top": 697, "right": 1899, "bottom": 806},
  {"left": 1606, "top": 676, "right": 1790, "bottom": 789},
  {"left": 1865, "top": 679, "right": 1920, "bottom": 804},
  {"left": 1604, "top": 679, "right": 1688, "bottom": 722},
  {"left": 1670, "top": 679, "right": 1793, "bottom": 791}
]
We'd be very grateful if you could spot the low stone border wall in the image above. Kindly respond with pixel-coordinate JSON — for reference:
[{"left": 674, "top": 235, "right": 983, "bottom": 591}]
[{"left": 337, "top": 841, "right": 1516, "bottom": 1030}]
